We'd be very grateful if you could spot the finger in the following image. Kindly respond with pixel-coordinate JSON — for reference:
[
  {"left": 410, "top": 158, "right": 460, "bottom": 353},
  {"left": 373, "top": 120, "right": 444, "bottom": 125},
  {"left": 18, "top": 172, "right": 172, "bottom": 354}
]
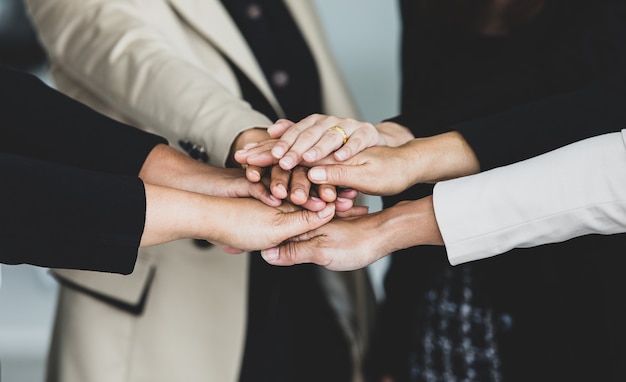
[
  {"left": 317, "top": 183, "right": 337, "bottom": 202},
  {"left": 233, "top": 141, "right": 262, "bottom": 163},
  {"left": 221, "top": 245, "right": 245, "bottom": 254},
  {"left": 299, "top": 195, "right": 327, "bottom": 211},
  {"left": 246, "top": 151, "right": 280, "bottom": 167},
  {"left": 308, "top": 165, "right": 362, "bottom": 189},
  {"left": 337, "top": 187, "right": 359, "bottom": 200},
  {"left": 336, "top": 205, "right": 369, "bottom": 218},
  {"left": 334, "top": 196, "right": 354, "bottom": 212},
  {"left": 236, "top": 140, "right": 279, "bottom": 167},
  {"left": 270, "top": 165, "right": 291, "bottom": 199},
  {"left": 288, "top": 166, "right": 311, "bottom": 205},
  {"left": 261, "top": 237, "right": 324, "bottom": 267},
  {"left": 248, "top": 181, "right": 282, "bottom": 207},
  {"left": 334, "top": 129, "right": 369, "bottom": 161},
  {"left": 267, "top": 119, "right": 295, "bottom": 138},
  {"left": 272, "top": 114, "right": 321, "bottom": 161},
  {"left": 274, "top": 202, "right": 336, "bottom": 244},
  {"left": 245, "top": 165, "right": 264, "bottom": 182},
  {"left": 278, "top": 115, "right": 346, "bottom": 168},
  {"left": 300, "top": 128, "right": 345, "bottom": 163}
]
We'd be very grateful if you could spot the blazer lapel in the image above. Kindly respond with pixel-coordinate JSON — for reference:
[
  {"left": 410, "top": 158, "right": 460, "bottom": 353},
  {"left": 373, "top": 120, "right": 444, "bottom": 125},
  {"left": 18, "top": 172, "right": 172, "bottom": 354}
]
[{"left": 168, "top": 0, "right": 281, "bottom": 113}]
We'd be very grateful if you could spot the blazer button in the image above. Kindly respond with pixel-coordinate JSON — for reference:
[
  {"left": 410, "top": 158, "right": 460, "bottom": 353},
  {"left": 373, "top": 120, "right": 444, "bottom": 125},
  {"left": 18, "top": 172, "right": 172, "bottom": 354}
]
[
  {"left": 193, "top": 239, "right": 213, "bottom": 249},
  {"left": 178, "top": 139, "right": 209, "bottom": 163}
]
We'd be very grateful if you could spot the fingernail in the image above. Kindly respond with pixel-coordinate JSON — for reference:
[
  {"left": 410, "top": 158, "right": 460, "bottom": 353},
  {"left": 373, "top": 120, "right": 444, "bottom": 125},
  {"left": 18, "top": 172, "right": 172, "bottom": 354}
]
[
  {"left": 323, "top": 188, "right": 335, "bottom": 199},
  {"left": 243, "top": 142, "right": 259, "bottom": 150},
  {"left": 261, "top": 247, "right": 279, "bottom": 262},
  {"left": 303, "top": 150, "right": 316, "bottom": 162},
  {"left": 276, "top": 184, "right": 287, "bottom": 197},
  {"left": 272, "top": 146, "right": 285, "bottom": 158},
  {"left": 294, "top": 189, "right": 307, "bottom": 201},
  {"left": 317, "top": 204, "right": 335, "bottom": 218},
  {"left": 250, "top": 170, "right": 260, "bottom": 180},
  {"left": 335, "top": 149, "right": 347, "bottom": 161},
  {"left": 279, "top": 157, "right": 294, "bottom": 169},
  {"left": 309, "top": 168, "right": 327, "bottom": 182}
]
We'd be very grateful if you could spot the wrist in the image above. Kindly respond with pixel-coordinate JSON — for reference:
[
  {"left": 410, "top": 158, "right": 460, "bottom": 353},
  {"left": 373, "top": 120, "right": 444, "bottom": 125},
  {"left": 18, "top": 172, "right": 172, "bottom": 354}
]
[
  {"left": 405, "top": 131, "right": 480, "bottom": 184},
  {"left": 379, "top": 196, "right": 444, "bottom": 253},
  {"left": 375, "top": 121, "right": 414, "bottom": 147},
  {"left": 228, "top": 127, "right": 270, "bottom": 167}
]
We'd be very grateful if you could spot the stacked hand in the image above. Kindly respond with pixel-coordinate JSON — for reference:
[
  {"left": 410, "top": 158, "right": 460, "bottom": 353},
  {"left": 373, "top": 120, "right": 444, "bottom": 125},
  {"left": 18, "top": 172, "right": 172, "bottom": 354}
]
[
  {"left": 138, "top": 143, "right": 353, "bottom": 251},
  {"left": 233, "top": 114, "right": 478, "bottom": 270}
]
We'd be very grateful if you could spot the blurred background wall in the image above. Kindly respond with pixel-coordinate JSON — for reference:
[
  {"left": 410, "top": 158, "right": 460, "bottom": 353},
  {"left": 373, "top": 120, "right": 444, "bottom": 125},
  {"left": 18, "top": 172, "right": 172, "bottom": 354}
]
[{"left": 0, "top": 1, "right": 401, "bottom": 381}]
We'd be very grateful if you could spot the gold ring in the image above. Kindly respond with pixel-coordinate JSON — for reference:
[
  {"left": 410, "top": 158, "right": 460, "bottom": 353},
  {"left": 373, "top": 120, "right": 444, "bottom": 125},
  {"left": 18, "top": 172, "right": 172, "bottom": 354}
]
[{"left": 328, "top": 125, "right": 348, "bottom": 145}]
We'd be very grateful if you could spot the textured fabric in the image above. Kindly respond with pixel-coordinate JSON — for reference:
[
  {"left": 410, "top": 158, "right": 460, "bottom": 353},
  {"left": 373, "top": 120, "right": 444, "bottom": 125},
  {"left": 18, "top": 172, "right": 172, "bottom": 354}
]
[
  {"left": 368, "top": 1, "right": 626, "bottom": 381},
  {"left": 219, "top": 2, "right": 353, "bottom": 380},
  {"left": 0, "top": 68, "right": 166, "bottom": 273},
  {"left": 435, "top": 130, "right": 626, "bottom": 265},
  {"left": 25, "top": 1, "right": 372, "bottom": 381},
  {"left": 220, "top": 0, "right": 322, "bottom": 121}
]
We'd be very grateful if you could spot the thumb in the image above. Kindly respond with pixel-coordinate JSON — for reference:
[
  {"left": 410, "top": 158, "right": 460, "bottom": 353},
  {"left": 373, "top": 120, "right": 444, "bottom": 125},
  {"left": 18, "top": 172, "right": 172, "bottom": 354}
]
[
  {"left": 308, "top": 165, "right": 361, "bottom": 188},
  {"left": 280, "top": 203, "right": 335, "bottom": 237},
  {"left": 261, "top": 240, "right": 319, "bottom": 267}
]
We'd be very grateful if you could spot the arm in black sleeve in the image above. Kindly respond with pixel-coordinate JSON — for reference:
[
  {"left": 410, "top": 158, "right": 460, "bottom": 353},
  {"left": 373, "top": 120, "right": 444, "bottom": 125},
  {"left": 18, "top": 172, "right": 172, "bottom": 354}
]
[
  {"left": 455, "top": 73, "right": 626, "bottom": 170},
  {"left": 0, "top": 67, "right": 167, "bottom": 175},
  {"left": 0, "top": 153, "right": 145, "bottom": 274}
]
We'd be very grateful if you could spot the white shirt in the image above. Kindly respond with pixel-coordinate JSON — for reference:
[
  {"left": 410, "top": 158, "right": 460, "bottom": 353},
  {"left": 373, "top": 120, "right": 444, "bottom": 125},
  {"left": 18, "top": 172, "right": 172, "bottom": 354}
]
[{"left": 434, "top": 129, "right": 626, "bottom": 265}]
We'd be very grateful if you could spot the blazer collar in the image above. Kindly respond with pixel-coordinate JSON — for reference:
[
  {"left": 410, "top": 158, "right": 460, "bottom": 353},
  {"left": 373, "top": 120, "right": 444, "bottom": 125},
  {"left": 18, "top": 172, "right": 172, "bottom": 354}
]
[{"left": 168, "top": 0, "right": 280, "bottom": 113}]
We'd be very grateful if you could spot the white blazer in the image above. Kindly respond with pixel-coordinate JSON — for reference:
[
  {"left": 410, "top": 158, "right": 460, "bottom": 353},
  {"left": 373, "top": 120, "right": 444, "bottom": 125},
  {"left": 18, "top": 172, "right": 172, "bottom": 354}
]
[
  {"left": 25, "top": 1, "right": 369, "bottom": 381},
  {"left": 434, "top": 130, "right": 626, "bottom": 265}
]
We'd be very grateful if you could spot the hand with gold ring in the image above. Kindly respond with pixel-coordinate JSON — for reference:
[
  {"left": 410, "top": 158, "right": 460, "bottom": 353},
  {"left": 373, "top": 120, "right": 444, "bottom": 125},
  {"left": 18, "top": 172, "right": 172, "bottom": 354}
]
[
  {"left": 327, "top": 125, "right": 348, "bottom": 146},
  {"left": 264, "top": 114, "right": 387, "bottom": 171}
]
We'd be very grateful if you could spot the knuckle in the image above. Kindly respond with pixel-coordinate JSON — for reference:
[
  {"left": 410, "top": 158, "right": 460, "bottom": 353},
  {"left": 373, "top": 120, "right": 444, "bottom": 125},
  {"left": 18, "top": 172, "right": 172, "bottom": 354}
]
[
  {"left": 331, "top": 165, "right": 350, "bottom": 182},
  {"left": 300, "top": 128, "right": 320, "bottom": 141}
]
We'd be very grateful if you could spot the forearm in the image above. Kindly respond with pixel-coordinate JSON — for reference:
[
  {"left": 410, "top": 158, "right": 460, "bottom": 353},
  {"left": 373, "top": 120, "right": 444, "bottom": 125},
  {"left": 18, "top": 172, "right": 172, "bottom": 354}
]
[
  {"left": 377, "top": 196, "right": 444, "bottom": 255},
  {"left": 402, "top": 131, "right": 480, "bottom": 185},
  {"left": 434, "top": 130, "right": 626, "bottom": 265},
  {"left": 138, "top": 144, "right": 218, "bottom": 193},
  {"left": 140, "top": 184, "right": 217, "bottom": 247}
]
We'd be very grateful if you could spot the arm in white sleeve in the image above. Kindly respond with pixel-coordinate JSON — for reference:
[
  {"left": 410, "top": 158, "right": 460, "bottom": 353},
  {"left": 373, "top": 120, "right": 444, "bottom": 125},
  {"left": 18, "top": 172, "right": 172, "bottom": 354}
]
[{"left": 433, "top": 129, "right": 626, "bottom": 265}]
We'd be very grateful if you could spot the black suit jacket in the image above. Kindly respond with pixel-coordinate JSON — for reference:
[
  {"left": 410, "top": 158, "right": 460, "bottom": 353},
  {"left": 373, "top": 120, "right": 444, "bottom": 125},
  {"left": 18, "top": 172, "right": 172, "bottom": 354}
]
[
  {"left": 369, "top": 1, "right": 626, "bottom": 381},
  {"left": 0, "top": 68, "right": 167, "bottom": 273}
]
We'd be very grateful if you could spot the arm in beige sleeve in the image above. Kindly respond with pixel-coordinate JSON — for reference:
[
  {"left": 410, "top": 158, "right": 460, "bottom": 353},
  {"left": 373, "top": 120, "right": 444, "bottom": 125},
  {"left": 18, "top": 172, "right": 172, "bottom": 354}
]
[{"left": 25, "top": 0, "right": 271, "bottom": 167}]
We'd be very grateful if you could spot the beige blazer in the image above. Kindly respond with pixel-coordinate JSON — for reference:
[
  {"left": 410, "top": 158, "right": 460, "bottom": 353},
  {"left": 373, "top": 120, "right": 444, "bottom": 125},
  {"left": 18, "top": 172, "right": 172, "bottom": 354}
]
[{"left": 25, "top": 1, "right": 372, "bottom": 381}]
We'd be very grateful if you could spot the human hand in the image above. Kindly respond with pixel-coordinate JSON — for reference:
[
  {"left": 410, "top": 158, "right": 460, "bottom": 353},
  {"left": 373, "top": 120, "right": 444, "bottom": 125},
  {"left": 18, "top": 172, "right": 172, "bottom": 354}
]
[
  {"left": 235, "top": 144, "right": 365, "bottom": 214},
  {"left": 260, "top": 197, "right": 443, "bottom": 271},
  {"left": 252, "top": 162, "right": 364, "bottom": 214},
  {"left": 306, "top": 132, "right": 481, "bottom": 195},
  {"left": 260, "top": 211, "right": 392, "bottom": 270},
  {"left": 139, "top": 144, "right": 282, "bottom": 207},
  {"left": 208, "top": 198, "right": 339, "bottom": 253},
  {"left": 141, "top": 185, "right": 339, "bottom": 251},
  {"left": 305, "top": 144, "right": 419, "bottom": 196},
  {"left": 267, "top": 115, "right": 386, "bottom": 170}
]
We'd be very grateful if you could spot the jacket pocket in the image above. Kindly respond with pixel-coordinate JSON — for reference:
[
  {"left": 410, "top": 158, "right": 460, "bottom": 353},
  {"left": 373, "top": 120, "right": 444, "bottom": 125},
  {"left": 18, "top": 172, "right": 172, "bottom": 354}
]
[{"left": 51, "top": 253, "right": 155, "bottom": 315}]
